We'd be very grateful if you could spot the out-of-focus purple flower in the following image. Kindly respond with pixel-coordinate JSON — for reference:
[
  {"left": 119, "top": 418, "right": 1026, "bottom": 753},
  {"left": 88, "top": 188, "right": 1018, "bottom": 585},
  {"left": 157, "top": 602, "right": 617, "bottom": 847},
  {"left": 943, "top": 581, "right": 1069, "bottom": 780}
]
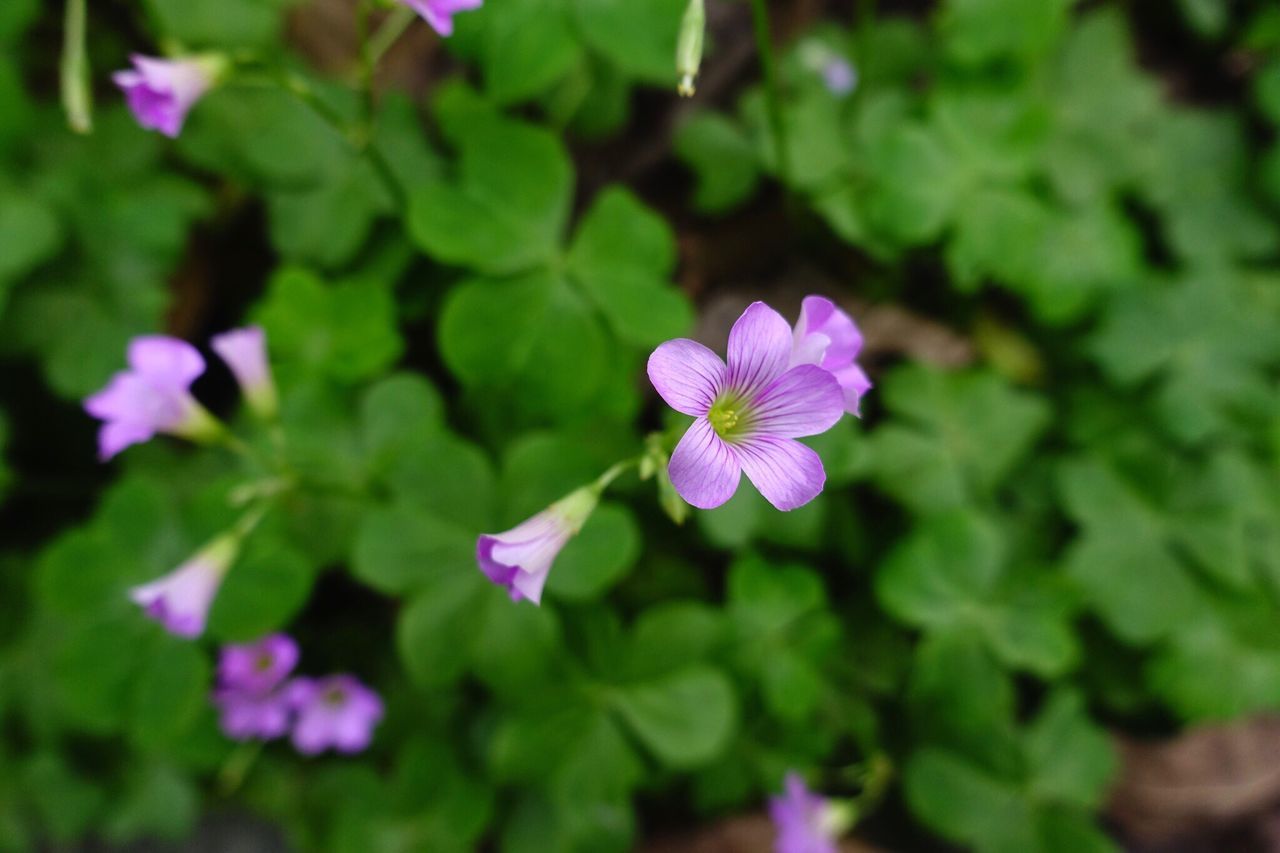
[
  {"left": 211, "top": 326, "right": 279, "bottom": 420},
  {"left": 213, "top": 686, "right": 294, "bottom": 741},
  {"left": 790, "top": 296, "right": 871, "bottom": 416},
  {"left": 286, "top": 675, "right": 384, "bottom": 755},
  {"left": 84, "top": 335, "right": 224, "bottom": 460},
  {"left": 218, "top": 634, "right": 299, "bottom": 694},
  {"left": 128, "top": 534, "right": 238, "bottom": 639},
  {"left": 770, "top": 773, "right": 839, "bottom": 853},
  {"left": 113, "top": 55, "right": 221, "bottom": 138},
  {"left": 820, "top": 57, "right": 857, "bottom": 97},
  {"left": 476, "top": 486, "right": 599, "bottom": 605},
  {"left": 212, "top": 634, "right": 299, "bottom": 741},
  {"left": 647, "top": 302, "right": 844, "bottom": 511},
  {"left": 400, "top": 0, "right": 484, "bottom": 36}
]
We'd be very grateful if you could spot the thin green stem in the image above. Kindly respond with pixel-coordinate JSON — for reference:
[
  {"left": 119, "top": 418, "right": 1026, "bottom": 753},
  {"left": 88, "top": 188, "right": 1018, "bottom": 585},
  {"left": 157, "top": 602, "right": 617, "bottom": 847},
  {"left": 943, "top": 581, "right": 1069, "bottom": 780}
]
[
  {"left": 368, "top": 5, "right": 417, "bottom": 66},
  {"left": 279, "top": 72, "right": 407, "bottom": 211},
  {"left": 594, "top": 457, "right": 642, "bottom": 493},
  {"left": 217, "top": 741, "right": 264, "bottom": 797},
  {"left": 60, "top": 0, "right": 92, "bottom": 132},
  {"left": 748, "top": 0, "right": 791, "bottom": 188}
]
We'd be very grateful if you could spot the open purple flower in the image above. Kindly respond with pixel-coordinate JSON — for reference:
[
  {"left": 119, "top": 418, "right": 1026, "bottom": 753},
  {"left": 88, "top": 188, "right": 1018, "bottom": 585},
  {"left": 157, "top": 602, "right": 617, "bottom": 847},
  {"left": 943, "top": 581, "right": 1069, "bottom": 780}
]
[
  {"left": 770, "top": 773, "right": 839, "bottom": 853},
  {"left": 400, "top": 0, "right": 484, "bottom": 36},
  {"left": 286, "top": 675, "right": 384, "bottom": 755},
  {"left": 129, "top": 534, "right": 238, "bottom": 639},
  {"left": 820, "top": 58, "right": 858, "bottom": 96},
  {"left": 647, "top": 302, "right": 844, "bottom": 511},
  {"left": 477, "top": 486, "right": 599, "bottom": 605},
  {"left": 218, "top": 634, "right": 299, "bottom": 694},
  {"left": 790, "top": 296, "right": 871, "bottom": 416},
  {"left": 211, "top": 326, "right": 279, "bottom": 420},
  {"left": 113, "top": 55, "right": 220, "bottom": 138},
  {"left": 212, "top": 634, "right": 299, "bottom": 741},
  {"left": 84, "top": 335, "right": 224, "bottom": 460}
]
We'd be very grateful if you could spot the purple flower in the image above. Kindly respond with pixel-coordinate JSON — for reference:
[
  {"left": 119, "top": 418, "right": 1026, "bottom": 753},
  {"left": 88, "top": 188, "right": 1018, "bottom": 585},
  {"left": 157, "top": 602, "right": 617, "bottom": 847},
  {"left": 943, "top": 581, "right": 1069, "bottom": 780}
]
[
  {"left": 211, "top": 326, "right": 279, "bottom": 420},
  {"left": 113, "top": 55, "right": 220, "bottom": 138},
  {"left": 212, "top": 634, "right": 299, "bottom": 741},
  {"left": 401, "top": 0, "right": 484, "bottom": 36},
  {"left": 770, "top": 773, "right": 839, "bottom": 853},
  {"left": 790, "top": 296, "right": 871, "bottom": 416},
  {"left": 647, "top": 302, "right": 844, "bottom": 511},
  {"left": 84, "top": 335, "right": 224, "bottom": 460},
  {"left": 820, "top": 57, "right": 857, "bottom": 97},
  {"left": 477, "top": 486, "right": 600, "bottom": 605},
  {"left": 218, "top": 634, "right": 299, "bottom": 694},
  {"left": 128, "top": 534, "right": 238, "bottom": 639},
  {"left": 213, "top": 687, "right": 294, "bottom": 741},
  {"left": 286, "top": 675, "right": 384, "bottom": 755}
]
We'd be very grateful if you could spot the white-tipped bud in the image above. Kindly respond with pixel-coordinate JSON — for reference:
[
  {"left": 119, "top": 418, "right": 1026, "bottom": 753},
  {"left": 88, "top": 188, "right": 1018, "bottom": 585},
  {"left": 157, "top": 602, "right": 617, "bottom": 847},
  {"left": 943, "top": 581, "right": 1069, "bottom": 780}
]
[{"left": 676, "top": 0, "right": 705, "bottom": 97}]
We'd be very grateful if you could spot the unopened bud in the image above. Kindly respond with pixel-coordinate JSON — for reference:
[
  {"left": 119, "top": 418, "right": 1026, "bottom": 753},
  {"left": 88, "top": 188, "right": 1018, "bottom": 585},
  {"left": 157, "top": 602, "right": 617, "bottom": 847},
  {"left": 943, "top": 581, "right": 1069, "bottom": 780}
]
[{"left": 676, "top": 0, "right": 705, "bottom": 97}]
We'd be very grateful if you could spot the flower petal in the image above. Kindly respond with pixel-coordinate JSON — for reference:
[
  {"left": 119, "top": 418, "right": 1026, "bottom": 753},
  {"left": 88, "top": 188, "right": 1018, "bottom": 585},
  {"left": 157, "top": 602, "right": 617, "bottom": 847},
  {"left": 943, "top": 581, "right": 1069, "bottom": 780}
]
[
  {"left": 668, "top": 418, "right": 741, "bottom": 509},
  {"left": 735, "top": 436, "right": 826, "bottom": 511},
  {"left": 727, "top": 301, "right": 793, "bottom": 396},
  {"left": 127, "top": 336, "right": 205, "bottom": 388},
  {"left": 751, "top": 364, "right": 844, "bottom": 439},
  {"left": 647, "top": 338, "right": 726, "bottom": 416},
  {"left": 98, "top": 420, "right": 156, "bottom": 460}
]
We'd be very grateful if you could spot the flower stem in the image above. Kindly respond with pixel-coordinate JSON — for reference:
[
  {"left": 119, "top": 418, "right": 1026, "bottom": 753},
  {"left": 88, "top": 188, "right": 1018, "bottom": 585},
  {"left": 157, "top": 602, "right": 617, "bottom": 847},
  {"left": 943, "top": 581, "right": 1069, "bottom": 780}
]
[
  {"left": 217, "top": 740, "right": 264, "bottom": 797},
  {"left": 594, "top": 457, "right": 642, "bottom": 493},
  {"left": 60, "top": 0, "right": 92, "bottom": 133},
  {"left": 367, "top": 5, "right": 417, "bottom": 66},
  {"left": 279, "top": 72, "right": 406, "bottom": 211},
  {"left": 748, "top": 0, "right": 791, "bottom": 188}
]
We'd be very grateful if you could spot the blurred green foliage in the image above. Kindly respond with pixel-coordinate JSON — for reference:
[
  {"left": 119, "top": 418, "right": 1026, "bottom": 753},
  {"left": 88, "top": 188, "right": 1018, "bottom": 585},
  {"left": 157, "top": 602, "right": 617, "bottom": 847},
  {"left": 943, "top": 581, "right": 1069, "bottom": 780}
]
[{"left": 1, "top": 0, "right": 1279, "bottom": 851}]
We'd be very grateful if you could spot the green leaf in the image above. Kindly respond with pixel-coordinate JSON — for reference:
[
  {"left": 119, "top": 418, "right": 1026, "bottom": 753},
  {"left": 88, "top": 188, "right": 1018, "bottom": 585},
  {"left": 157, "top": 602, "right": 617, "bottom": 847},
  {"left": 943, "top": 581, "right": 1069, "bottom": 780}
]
[
  {"left": 207, "top": 538, "right": 313, "bottom": 642},
  {"left": 673, "top": 114, "right": 761, "bottom": 213},
  {"left": 353, "top": 503, "right": 476, "bottom": 595},
  {"left": 254, "top": 267, "right": 404, "bottom": 384},
  {"left": 544, "top": 503, "right": 640, "bottom": 600},
  {"left": 359, "top": 373, "right": 447, "bottom": 478},
  {"left": 1024, "top": 691, "right": 1116, "bottom": 809},
  {"left": 878, "top": 512, "right": 1077, "bottom": 676},
  {"left": 438, "top": 272, "right": 609, "bottom": 419},
  {"left": 104, "top": 764, "right": 197, "bottom": 843},
  {"left": 613, "top": 666, "right": 736, "bottom": 768},
  {"left": 572, "top": 0, "right": 687, "bottom": 83},
  {"left": 142, "top": 0, "right": 289, "bottom": 48},
  {"left": 939, "top": 0, "right": 1072, "bottom": 66},
  {"left": 127, "top": 635, "right": 210, "bottom": 750},
  {"left": 0, "top": 190, "right": 61, "bottom": 298},
  {"left": 1057, "top": 458, "right": 1203, "bottom": 644},
  {"left": 458, "top": 0, "right": 583, "bottom": 105},
  {"left": 409, "top": 92, "right": 571, "bottom": 274},
  {"left": 905, "top": 748, "right": 1035, "bottom": 853},
  {"left": 397, "top": 572, "right": 489, "bottom": 687},
  {"left": 867, "top": 366, "right": 1052, "bottom": 513},
  {"left": 567, "top": 187, "right": 693, "bottom": 347}
]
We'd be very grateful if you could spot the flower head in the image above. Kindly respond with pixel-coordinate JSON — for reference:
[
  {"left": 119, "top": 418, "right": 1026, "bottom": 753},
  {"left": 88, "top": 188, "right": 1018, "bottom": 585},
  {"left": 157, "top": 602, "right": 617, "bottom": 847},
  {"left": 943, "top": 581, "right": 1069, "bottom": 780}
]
[
  {"left": 211, "top": 633, "right": 299, "bottom": 741},
  {"left": 647, "top": 302, "right": 844, "bottom": 511},
  {"left": 113, "top": 55, "right": 220, "bottom": 138},
  {"left": 770, "top": 773, "right": 839, "bottom": 853},
  {"left": 477, "top": 486, "right": 599, "bottom": 605},
  {"left": 84, "top": 335, "right": 223, "bottom": 460},
  {"left": 401, "top": 0, "right": 484, "bottom": 36},
  {"left": 128, "top": 534, "right": 238, "bottom": 639},
  {"left": 790, "top": 296, "right": 871, "bottom": 416},
  {"left": 286, "top": 675, "right": 384, "bottom": 755},
  {"left": 820, "top": 57, "right": 858, "bottom": 96},
  {"left": 218, "top": 633, "right": 299, "bottom": 694},
  {"left": 211, "top": 326, "right": 279, "bottom": 420}
]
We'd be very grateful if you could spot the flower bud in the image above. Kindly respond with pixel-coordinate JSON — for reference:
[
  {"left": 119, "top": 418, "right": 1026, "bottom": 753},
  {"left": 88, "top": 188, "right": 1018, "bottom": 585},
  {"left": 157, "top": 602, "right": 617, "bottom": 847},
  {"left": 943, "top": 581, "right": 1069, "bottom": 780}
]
[{"left": 676, "top": 0, "right": 705, "bottom": 97}]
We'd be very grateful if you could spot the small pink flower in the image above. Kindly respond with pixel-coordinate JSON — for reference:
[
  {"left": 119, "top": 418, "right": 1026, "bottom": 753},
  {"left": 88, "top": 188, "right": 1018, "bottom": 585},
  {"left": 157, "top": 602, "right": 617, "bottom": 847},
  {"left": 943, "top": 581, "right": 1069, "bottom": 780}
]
[
  {"left": 770, "top": 773, "right": 839, "bottom": 853},
  {"left": 286, "top": 675, "right": 384, "bottom": 755},
  {"left": 84, "top": 335, "right": 223, "bottom": 460},
  {"left": 211, "top": 326, "right": 279, "bottom": 420},
  {"left": 113, "top": 55, "right": 218, "bottom": 138},
  {"left": 218, "top": 633, "right": 299, "bottom": 694},
  {"left": 647, "top": 302, "right": 845, "bottom": 511},
  {"left": 790, "top": 296, "right": 871, "bottom": 416},
  {"left": 212, "top": 634, "right": 300, "bottom": 741},
  {"left": 129, "top": 534, "right": 238, "bottom": 639},
  {"left": 401, "top": 0, "right": 484, "bottom": 36},
  {"left": 476, "top": 486, "right": 599, "bottom": 605}
]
